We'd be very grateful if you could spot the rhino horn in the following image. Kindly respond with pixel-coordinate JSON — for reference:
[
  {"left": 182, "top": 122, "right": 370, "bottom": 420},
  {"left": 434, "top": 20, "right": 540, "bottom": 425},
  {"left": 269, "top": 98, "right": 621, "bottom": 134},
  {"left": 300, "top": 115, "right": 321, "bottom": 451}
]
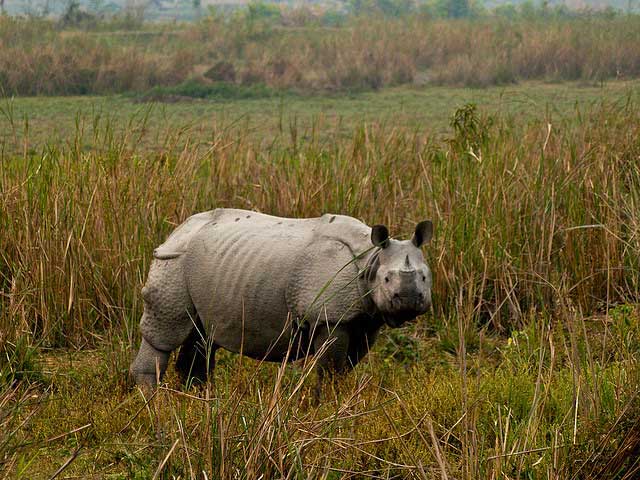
[{"left": 400, "top": 254, "right": 415, "bottom": 274}]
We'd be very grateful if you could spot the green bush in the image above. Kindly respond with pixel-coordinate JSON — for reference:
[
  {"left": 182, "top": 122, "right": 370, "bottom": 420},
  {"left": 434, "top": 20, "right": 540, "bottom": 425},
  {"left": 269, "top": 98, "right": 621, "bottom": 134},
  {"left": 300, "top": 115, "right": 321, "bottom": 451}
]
[{"left": 141, "top": 79, "right": 279, "bottom": 101}]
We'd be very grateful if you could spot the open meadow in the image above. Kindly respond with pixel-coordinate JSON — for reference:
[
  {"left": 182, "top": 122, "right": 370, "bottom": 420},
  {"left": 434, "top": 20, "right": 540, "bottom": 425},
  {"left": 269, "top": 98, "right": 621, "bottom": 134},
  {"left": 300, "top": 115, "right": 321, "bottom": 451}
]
[{"left": 2, "top": 7, "right": 640, "bottom": 478}]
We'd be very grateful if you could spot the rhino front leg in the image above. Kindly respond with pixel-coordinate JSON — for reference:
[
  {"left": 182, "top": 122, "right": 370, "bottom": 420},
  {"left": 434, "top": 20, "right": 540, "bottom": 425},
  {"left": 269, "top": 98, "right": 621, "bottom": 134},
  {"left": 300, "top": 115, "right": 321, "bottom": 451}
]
[
  {"left": 130, "top": 337, "right": 171, "bottom": 386},
  {"left": 347, "top": 329, "right": 377, "bottom": 368},
  {"left": 175, "top": 321, "right": 217, "bottom": 385},
  {"left": 312, "top": 324, "right": 350, "bottom": 402}
]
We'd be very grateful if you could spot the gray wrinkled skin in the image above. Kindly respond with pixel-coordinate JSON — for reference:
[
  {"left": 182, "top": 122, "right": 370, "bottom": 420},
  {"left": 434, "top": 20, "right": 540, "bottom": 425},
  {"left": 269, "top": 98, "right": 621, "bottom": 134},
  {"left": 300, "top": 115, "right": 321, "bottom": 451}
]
[{"left": 130, "top": 208, "right": 433, "bottom": 391}]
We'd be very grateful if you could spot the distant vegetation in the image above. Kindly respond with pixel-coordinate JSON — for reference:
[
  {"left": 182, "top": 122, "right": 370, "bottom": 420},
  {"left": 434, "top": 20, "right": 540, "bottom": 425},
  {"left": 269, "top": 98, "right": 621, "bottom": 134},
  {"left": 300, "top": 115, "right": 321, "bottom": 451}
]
[
  {"left": 2, "top": 7, "right": 640, "bottom": 96},
  {"left": 4, "top": 0, "right": 640, "bottom": 21}
]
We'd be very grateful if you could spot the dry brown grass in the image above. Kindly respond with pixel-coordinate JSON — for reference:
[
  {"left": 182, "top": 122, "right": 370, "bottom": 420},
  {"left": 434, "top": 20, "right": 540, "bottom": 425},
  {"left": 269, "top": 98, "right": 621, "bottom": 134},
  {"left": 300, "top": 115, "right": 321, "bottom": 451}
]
[
  {"left": 2, "top": 98, "right": 640, "bottom": 350},
  {"left": 3, "top": 16, "right": 640, "bottom": 95}
]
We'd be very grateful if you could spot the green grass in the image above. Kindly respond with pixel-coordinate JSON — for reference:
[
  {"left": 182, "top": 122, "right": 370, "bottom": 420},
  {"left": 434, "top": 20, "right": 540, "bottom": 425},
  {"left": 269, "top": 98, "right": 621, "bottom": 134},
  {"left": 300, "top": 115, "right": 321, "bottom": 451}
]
[
  {"left": 2, "top": 80, "right": 639, "bottom": 154},
  {"left": 139, "top": 79, "right": 281, "bottom": 101},
  {"left": 3, "top": 310, "right": 639, "bottom": 478},
  {"left": 2, "top": 81, "right": 640, "bottom": 478}
]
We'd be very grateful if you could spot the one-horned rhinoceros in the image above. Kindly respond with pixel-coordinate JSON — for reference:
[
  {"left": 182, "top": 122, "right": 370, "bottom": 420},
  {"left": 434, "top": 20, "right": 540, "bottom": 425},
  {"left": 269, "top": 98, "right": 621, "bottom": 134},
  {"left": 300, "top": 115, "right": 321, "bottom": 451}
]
[{"left": 130, "top": 208, "right": 433, "bottom": 390}]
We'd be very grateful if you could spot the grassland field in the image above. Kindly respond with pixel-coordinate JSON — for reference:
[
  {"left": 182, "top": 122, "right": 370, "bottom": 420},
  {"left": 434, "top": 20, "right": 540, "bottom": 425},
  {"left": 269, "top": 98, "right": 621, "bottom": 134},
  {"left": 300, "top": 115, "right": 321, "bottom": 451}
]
[
  {"left": 1, "top": 80, "right": 640, "bottom": 478},
  {"left": 3, "top": 80, "right": 640, "bottom": 153}
]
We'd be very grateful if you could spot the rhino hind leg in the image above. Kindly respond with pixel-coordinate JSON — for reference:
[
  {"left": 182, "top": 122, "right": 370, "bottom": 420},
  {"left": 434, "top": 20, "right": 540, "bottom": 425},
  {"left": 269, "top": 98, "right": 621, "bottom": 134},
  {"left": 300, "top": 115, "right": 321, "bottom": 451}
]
[{"left": 175, "top": 318, "right": 217, "bottom": 384}]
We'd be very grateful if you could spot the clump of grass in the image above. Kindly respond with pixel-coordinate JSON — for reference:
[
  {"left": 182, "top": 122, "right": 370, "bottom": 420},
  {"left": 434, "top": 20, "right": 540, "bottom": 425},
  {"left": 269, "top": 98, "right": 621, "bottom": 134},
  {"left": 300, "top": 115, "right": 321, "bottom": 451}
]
[
  {"left": 0, "top": 17, "right": 191, "bottom": 96},
  {"left": 0, "top": 338, "right": 42, "bottom": 386}
]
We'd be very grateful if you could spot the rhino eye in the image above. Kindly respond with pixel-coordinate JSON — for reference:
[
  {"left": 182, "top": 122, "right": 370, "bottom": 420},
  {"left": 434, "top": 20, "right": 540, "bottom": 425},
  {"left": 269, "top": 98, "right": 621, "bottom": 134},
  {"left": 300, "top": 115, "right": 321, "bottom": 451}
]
[
  {"left": 384, "top": 276, "right": 389, "bottom": 283},
  {"left": 421, "top": 275, "right": 426, "bottom": 282}
]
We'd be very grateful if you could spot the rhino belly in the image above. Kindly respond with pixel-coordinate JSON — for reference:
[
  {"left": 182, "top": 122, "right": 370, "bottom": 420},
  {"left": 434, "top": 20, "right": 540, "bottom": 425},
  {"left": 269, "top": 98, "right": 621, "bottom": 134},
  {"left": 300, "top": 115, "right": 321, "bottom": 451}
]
[{"left": 184, "top": 220, "right": 307, "bottom": 360}]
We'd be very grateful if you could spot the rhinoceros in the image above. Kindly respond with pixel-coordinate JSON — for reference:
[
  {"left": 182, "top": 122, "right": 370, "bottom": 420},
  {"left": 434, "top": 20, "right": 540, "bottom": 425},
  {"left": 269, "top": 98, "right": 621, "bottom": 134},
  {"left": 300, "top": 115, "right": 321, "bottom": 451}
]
[{"left": 130, "top": 209, "right": 433, "bottom": 390}]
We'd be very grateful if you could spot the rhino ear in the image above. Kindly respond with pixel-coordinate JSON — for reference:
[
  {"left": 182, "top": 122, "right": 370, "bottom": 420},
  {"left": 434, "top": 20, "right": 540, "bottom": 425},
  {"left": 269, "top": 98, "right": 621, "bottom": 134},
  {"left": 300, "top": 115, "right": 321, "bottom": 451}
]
[
  {"left": 371, "top": 225, "right": 390, "bottom": 248},
  {"left": 412, "top": 220, "right": 433, "bottom": 247}
]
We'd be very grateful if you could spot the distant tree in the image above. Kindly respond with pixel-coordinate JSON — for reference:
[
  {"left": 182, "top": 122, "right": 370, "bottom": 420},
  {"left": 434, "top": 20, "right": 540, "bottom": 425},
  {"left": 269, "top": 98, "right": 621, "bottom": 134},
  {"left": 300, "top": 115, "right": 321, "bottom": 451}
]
[
  {"left": 419, "top": 0, "right": 449, "bottom": 18},
  {"left": 519, "top": 0, "right": 536, "bottom": 19},
  {"left": 246, "top": 0, "right": 281, "bottom": 21},
  {"left": 88, "top": 0, "right": 106, "bottom": 15},
  {"left": 494, "top": 3, "right": 518, "bottom": 18},
  {"left": 447, "top": 0, "right": 469, "bottom": 18},
  {"left": 62, "top": 0, "right": 83, "bottom": 25},
  {"left": 348, "top": 0, "right": 413, "bottom": 17}
]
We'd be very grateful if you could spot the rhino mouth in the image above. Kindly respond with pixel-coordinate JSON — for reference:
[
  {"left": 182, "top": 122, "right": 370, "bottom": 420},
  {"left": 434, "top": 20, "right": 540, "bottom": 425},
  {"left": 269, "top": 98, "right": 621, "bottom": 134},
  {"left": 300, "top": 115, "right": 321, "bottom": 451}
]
[
  {"left": 382, "top": 309, "right": 421, "bottom": 328},
  {"left": 380, "top": 293, "right": 430, "bottom": 327}
]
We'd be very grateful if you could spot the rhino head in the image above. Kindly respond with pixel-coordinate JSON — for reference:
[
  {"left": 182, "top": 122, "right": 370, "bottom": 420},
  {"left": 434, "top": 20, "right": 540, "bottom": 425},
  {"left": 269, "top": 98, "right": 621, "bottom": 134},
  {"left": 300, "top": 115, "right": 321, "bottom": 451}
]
[{"left": 363, "top": 221, "right": 433, "bottom": 327}]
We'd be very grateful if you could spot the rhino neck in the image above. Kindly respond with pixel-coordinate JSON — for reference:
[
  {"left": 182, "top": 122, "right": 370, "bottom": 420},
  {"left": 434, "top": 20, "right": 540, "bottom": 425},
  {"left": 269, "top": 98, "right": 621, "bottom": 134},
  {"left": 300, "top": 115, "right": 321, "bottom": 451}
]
[{"left": 356, "top": 249, "right": 380, "bottom": 317}]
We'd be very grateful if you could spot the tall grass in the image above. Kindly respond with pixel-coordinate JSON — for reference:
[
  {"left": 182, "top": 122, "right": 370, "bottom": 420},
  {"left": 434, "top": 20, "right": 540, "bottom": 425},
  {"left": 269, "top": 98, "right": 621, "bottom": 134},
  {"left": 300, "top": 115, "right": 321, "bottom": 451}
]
[
  {"left": 3, "top": 15, "right": 640, "bottom": 95},
  {"left": 0, "top": 18, "right": 190, "bottom": 95},
  {"left": 2, "top": 98, "right": 640, "bottom": 348},
  {"left": 1, "top": 97, "right": 640, "bottom": 477}
]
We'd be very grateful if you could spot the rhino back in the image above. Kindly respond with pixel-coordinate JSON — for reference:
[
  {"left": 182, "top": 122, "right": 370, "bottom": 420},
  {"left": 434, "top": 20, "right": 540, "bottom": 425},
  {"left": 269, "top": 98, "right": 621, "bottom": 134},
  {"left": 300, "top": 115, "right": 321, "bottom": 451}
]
[{"left": 210, "top": 209, "right": 373, "bottom": 253}]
